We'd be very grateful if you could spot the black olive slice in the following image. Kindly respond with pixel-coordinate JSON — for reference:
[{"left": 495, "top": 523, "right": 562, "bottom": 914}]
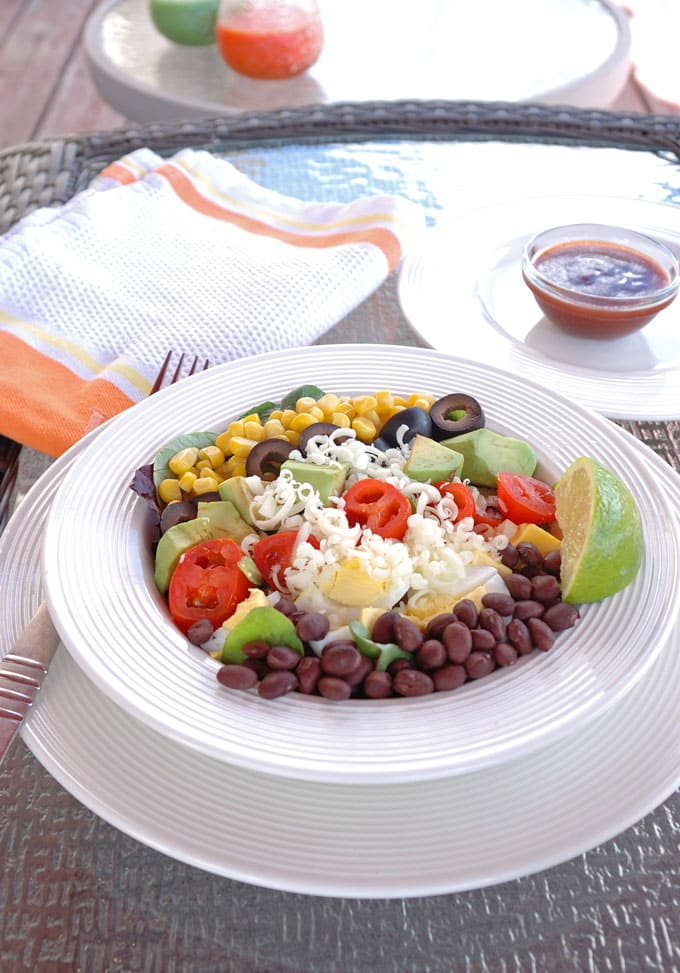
[
  {"left": 298, "top": 422, "right": 351, "bottom": 454},
  {"left": 245, "top": 438, "right": 296, "bottom": 480},
  {"left": 429, "top": 394, "right": 485, "bottom": 440},
  {"left": 160, "top": 500, "right": 198, "bottom": 534},
  {"left": 379, "top": 406, "right": 433, "bottom": 447}
]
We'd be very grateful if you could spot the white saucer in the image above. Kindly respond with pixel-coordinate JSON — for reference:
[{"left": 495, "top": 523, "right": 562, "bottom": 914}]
[
  {"left": 2, "top": 412, "right": 680, "bottom": 896},
  {"left": 398, "top": 195, "right": 680, "bottom": 419}
]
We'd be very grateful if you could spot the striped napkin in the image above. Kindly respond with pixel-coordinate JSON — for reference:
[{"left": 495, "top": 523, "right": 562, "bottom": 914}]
[{"left": 0, "top": 148, "right": 425, "bottom": 456}]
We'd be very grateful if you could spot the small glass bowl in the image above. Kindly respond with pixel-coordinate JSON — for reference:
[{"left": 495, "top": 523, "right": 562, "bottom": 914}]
[{"left": 521, "top": 223, "right": 680, "bottom": 339}]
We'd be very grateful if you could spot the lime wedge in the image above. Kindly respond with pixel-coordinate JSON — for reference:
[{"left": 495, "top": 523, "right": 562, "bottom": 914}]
[{"left": 554, "top": 456, "right": 644, "bottom": 604}]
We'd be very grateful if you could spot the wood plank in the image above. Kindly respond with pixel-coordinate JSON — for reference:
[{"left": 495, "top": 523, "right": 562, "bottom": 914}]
[{"left": 0, "top": 0, "right": 100, "bottom": 149}]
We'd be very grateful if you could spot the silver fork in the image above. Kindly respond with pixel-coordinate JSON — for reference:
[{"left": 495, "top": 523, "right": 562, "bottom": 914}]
[
  {"left": 149, "top": 351, "right": 211, "bottom": 394},
  {"left": 0, "top": 352, "right": 211, "bottom": 766}
]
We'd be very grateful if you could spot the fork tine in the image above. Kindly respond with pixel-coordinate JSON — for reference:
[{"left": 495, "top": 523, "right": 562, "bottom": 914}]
[
  {"left": 187, "top": 356, "right": 211, "bottom": 377},
  {"left": 149, "top": 350, "right": 173, "bottom": 395},
  {"left": 170, "top": 353, "right": 186, "bottom": 384}
]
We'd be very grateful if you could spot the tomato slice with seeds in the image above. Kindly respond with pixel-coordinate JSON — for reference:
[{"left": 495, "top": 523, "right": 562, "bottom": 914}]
[
  {"left": 168, "top": 538, "right": 251, "bottom": 634},
  {"left": 433, "top": 481, "right": 476, "bottom": 523},
  {"left": 343, "top": 479, "right": 411, "bottom": 540},
  {"left": 496, "top": 472, "right": 556, "bottom": 525},
  {"left": 252, "top": 530, "right": 320, "bottom": 592}
]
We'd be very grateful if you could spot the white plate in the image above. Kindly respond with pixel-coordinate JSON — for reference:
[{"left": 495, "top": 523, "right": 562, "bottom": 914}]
[
  {"left": 40, "top": 346, "right": 680, "bottom": 783},
  {"left": 3, "top": 422, "right": 680, "bottom": 897},
  {"left": 398, "top": 195, "right": 680, "bottom": 419}
]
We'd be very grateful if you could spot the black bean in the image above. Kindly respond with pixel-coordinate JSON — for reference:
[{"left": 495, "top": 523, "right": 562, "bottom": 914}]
[
  {"left": 363, "top": 671, "right": 393, "bottom": 698},
  {"left": 505, "top": 572, "right": 533, "bottom": 600},
  {"left": 481, "top": 592, "right": 515, "bottom": 616},
  {"left": 494, "top": 642, "right": 518, "bottom": 667},
  {"left": 393, "top": 669, "right": 434, "bottom": 697},
  {"left": 465, "top": 651, "right": 495, "bottom": 679},
  {"left": 470, "top": 628, "right": 496, "bottom": 651},
  {"left": 513, "top": 599, "right": 545, "bottom": 620},
  {"left": 542, "top": 602, "right": 580, "bottom": 632},
  {"left": 543, "top": 549, "right": 562, "bottom": 575},
  {"left": 507, "top": 618, "right": 533, "bottom": 654},
  {"left": 266, "top": 644, "right": 302, "bottom": 670},
  {"left": 500, "top": 543, "right": 520, "bottom": 569},
  {"left": 416, "top": 639, "right": 447, "bottom": 669},
  {"left": 442, "top": 621, "right": 472, "bottom": 664},
  {"left": 258, "top": 670, "right": 298, "bottom": 698},
  {"left": 186, "top": 618, "right": 214, "bottom": 645},
  {"left": 433, "top": 664, "right": 467, "bottom": 692},
  {"left": 527, "top": 617, "right": 556, "bottom": 651},
  {"left": 478, "top": 608, "right": 506, "bottom": 642},
  {"left": 426, "top": 612, "right": 458, "bottom": 639},
  {"left": 295, "top": 611, "right": 330, "bottom": 642},
  {"left": 344, "top": 655, "right": 375, "bottom": 688},
  {"left": 531, "top": 574, "right": 562, "bottom": 603},
  {"left": 453, "top": 598, "right": 477, "bottom": 629},
  {"left": 318, "top": 676, "right": 352, "bottom": 700},
  {"left": 371, "top": 611, "right": 400, "bottom": 644},
  {"left": 274, "top": 596, "right": 297, "bottom": 616},
  {"left": 296, "top": 656, "right": 321, "bottom": 694},
  {"left": 393, "top": 615, "right": 424, "bottom": 653},
  {"left": 321, "top": 643, "right": 362, "bottom": 676},
  {"left": 388, "top": 658, "right": 413, "bottom": 675},
  {"left": 217, "top": 664, "right": 259, "bottom": 691},
  {"left": 516, "top": 542, "right": 543, "bottom": 567},
  {"left": 242, "top": 658, "right": 269, "bottom": 679},
  {"left": 242, "top": 639, "right": 271, "bottom": 659}
]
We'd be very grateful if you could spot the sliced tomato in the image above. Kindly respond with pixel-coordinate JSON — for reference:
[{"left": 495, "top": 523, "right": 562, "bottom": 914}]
[
  {"left": 168, "top": 538, "right": 251, "bottom": 635},
  {"left": 496, "top": 472, "right": 556, "bottom": 525},
  {"left": 433, "top": 481, "right": 476, "bottom": 522},
  {"left": 252, "top": 530, "right": 320, "bottom": 591},
  {"left": 343, "top": 479, "right": 411, "bottom": 540}
]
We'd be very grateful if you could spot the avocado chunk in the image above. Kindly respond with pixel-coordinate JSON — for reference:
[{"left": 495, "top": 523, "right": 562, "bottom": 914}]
[
  {"left": 196, "top": 500, "right": 253, "bottom": 544},
  {"left": 218, "top": 476, "right": 256, "bottom": 525},
  {"left": 405, "top": 434, "right": 464, "bottom": 483},
  {"left": 222, "top": 606, "right": 303, "bottom": 664},
  {"left": 280, "top": 459, "right": 349, "bottom": 504},
  {"left": 441, "top": 428, "right": 537, "bottom": 487},
  {"left": 154, "top": 516, "right": 210, "bottom": 594}
]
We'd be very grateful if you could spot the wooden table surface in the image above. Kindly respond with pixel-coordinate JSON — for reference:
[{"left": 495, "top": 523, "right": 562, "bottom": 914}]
[{"left": 0, "top": 0, "right": 671, "bottom": 152}]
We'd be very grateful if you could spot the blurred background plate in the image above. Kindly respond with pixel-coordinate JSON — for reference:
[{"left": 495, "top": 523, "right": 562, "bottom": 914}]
[{"left": 398, "top": 195, "right": 680, "bottom": 419}]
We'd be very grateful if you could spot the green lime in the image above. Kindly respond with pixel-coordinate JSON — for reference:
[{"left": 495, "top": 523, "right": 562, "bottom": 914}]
[{"left": 554, "top": 456, "right": 644, "bottom": 604}]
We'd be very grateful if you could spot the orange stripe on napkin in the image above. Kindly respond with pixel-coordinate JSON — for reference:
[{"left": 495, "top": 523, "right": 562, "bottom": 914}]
[
  {"left": 156, "top": 164, "right": 404, "bottom": 272},
  {"left": 0, "top": 334, "right": 134, "bottom": 456},
  {"left": 98, "top": 161, "right": 141, "bottom": 186}
]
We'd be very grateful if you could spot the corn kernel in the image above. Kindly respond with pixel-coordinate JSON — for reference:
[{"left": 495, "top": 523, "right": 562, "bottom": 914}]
[
  {"left": 214, "top": 431, "right": 232, "bottom": 455},
  {"left": 178, "top": 471, "right": 198, "bottom": 493},
  {"left": 352, "top": 416, "right": 377, "bottom": 442},
  {"left": 229, "top": 436, "right": 255, "bottom": 458},
  {"left": 288, "top": 413, "right": 316, "bottom": 433},
  {"left": 283, "top": 430, "right": 300, "bottom": 445},
  {"left": 280, "top": 409, "right": 297, "bottom": 428},
  {"left": 241, "top": 413, "right": 262, "bottom": 425},
  {"left": 363, "top": 409, "right": 381, "bottom": 429},
  {"left": 193, "top": 476, "right": 219, "bottom": 495},
  {"left": 307, "top": 405, "right": 325, "bottom": 422},
  {"left": 295, "top": 396, "right": 318, "bottom": 413},
  {"left": 263, "top": 418, "right": 286, "bottom": 438},
  {"left": 158, "top": 478, "right": 182, "bottom": 504},
  {"left": 195, "top": 459, "right": 212, "bottom": 471},
  {"left": 317, "top": 393, "right": 339, "bottom": 415},
  {"left": 393, "top": 396, "right": 408, "bottom": 407},
  {"left": 333, "top": 400, "right": 355, "bottom": 416},
  {"left": 268, "top": 409, "right": 283, "bottom": 421},
  {"left": 224, "top": 455, "right": 247, "bottom": 478},
  {"left": 331, "top": 412, "right": 351, "bottom": 428},
  {"left": 410, "top": 395, "right": 434, "bottom": 411},
  {"left": 227, "top": 421, "right": 246, "bottom": 439},
  {"left": 168, "top": 447, "right": 199, "bottom": 476},
  {"left": 243, "top": 420, "right": 265, "bottom": 442},
  {"left": 199, "top": 445, "right": 225, "bottom": 469},
  {"left": 374, "top": 390, "right": 394, "bottom": 409},
  {"left": 353, "top": 395, "right": 378, "bottom": 416},
  {"left": 198, "top": 467, "right": 220, "bottom": 483}
]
